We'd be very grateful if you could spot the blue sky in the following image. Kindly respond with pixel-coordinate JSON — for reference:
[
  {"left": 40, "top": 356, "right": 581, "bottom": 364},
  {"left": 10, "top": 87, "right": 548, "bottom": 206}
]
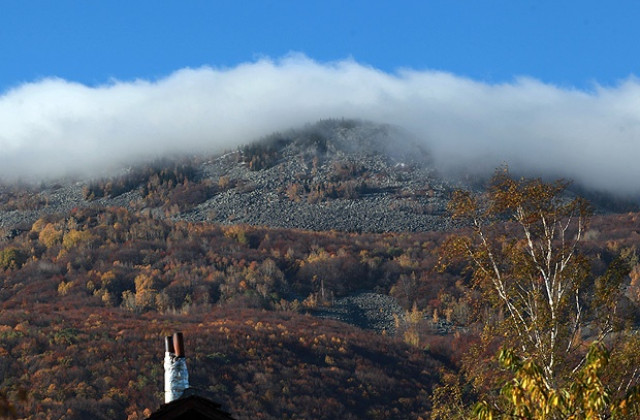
[
  {"left": 2, "top": 1, "right": 640, "bottom": 196},
  {"left": 2, "top": 1, "right": 639, "bottom": 90}
]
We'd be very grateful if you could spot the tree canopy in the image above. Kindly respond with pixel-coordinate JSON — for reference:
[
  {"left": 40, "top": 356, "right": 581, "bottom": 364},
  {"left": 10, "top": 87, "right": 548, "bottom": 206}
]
[{"left": 437, "top": 168, "right": 640, "bottom": 419}]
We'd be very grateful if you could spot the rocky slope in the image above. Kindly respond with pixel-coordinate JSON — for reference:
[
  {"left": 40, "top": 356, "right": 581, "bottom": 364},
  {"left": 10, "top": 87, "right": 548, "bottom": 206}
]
[
  {"left": 184, "top": 122, "right": 457, "bottom": 232},
  {"left": 1, "top": 119, "right": 462, "bottom": 234},
  {"left": 1, "top": 118, "right": 637, "bottom": 236},
  {"left": 309, "top": 292, "right": 406, "bottom": 334}
]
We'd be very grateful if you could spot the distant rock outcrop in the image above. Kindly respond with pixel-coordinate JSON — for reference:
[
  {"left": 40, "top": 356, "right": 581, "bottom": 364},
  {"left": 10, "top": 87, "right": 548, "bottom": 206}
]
[{"left": 183, "top": 119, "right": 460, "bottom": 232}]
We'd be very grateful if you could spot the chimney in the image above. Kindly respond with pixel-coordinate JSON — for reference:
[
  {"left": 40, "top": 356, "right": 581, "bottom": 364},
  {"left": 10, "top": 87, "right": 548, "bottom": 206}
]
[{"left": 164, "top": 332, "right": 190, "bottom": 403}]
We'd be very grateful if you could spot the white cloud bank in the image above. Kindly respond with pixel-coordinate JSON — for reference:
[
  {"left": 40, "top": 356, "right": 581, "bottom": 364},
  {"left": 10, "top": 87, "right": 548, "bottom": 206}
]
[{"left": 1, "top": 55, "right": 640, "bottom": 196}]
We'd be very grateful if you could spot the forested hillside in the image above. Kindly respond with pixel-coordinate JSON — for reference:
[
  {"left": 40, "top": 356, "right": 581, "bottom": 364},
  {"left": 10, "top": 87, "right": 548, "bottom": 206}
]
[
  {"left": 0, "top": 202, "right": 639, "bottom": 417},
  {"left": 0, "top": 204, "right": 461, "bottom": 419},
  {"left": 1, "top": 121, "right": 640, "bottom": 418}
]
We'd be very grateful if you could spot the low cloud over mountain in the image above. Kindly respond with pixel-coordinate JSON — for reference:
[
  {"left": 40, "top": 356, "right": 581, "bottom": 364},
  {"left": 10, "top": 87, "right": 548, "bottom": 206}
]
[{"left": 1, "top": 54, "right": 639, "bottom": 196}]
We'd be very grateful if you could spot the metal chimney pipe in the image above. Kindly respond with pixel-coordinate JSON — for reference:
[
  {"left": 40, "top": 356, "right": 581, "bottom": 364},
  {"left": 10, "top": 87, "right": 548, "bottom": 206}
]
[
  {"left": 173, "top": 332, "right": 185, "bottom": 357},
  {"left": 164, "top": 336, "right": 174, "bottom": 354},
  {"left": 164, "top": 331, "right": 190, "bottom": 403}
]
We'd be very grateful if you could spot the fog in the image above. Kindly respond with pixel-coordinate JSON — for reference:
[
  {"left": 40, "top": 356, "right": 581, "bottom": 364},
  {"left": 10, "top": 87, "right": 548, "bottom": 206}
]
[{"left": 1, "top": 55, "right": 639, "bottom": 196}]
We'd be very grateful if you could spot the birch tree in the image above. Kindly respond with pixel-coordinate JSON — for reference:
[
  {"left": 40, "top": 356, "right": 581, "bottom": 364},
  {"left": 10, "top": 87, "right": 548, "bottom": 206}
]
[
  {"left": 436, "top": 169, "right": 640, "bottom": 418},
  {"left": 474, "top": 342, "right": 640, "bottom": 419},
  {"left": 440, "top": 168, "right": 592, "bottom": 386}
]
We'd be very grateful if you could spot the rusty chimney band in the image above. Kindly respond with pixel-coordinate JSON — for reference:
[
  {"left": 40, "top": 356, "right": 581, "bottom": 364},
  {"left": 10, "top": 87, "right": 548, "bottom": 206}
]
[
  {"left": 173, "top": 332, "right": 185, "bottom": 358},
  {"left": 165, "top": 336, "right": 175, "bottom": 354}
]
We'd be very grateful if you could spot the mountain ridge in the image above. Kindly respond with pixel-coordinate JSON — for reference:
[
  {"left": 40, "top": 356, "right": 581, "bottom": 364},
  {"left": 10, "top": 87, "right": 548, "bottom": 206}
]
[
  {"left": 1, "top": 118, "right": 638, "bottom": 237},
  {"left": 1, "top": 119, "right": 461, "bottom": 234}
]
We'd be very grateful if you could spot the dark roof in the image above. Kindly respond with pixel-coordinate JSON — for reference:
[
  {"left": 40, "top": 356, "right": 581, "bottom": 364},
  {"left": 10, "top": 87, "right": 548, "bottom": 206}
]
[{"left": 145, "top": 395, "right": 235, "bottom": 420}]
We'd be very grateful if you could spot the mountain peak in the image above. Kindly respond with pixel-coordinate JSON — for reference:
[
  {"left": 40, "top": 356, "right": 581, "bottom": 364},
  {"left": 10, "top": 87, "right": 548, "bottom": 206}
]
[
  {"left": 0, "top": 119, "right": 456, "bottom": 233},
  {"left": 239, "top": 119, "right": 431, "bottom": 172}
]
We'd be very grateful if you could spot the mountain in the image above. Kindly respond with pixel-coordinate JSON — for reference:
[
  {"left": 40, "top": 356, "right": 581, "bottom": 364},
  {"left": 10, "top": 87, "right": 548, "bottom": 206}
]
[
  {"left": 1, "top": 119, "right": 640, "bottom": 418},
  {"left": 3, "top": 118, "right": 637, "bottom": 236},
  {"left": 0, "top": 121, "right": 462, "bottom": 418},
  {"left": 1, "top": 119, "right": 465, "bottom": 235}
]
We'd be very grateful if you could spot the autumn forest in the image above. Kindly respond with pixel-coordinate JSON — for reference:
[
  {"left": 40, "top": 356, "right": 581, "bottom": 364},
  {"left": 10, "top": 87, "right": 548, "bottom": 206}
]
[{"left": 1, "top": 122, "right": 640, "bottom": 419}]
